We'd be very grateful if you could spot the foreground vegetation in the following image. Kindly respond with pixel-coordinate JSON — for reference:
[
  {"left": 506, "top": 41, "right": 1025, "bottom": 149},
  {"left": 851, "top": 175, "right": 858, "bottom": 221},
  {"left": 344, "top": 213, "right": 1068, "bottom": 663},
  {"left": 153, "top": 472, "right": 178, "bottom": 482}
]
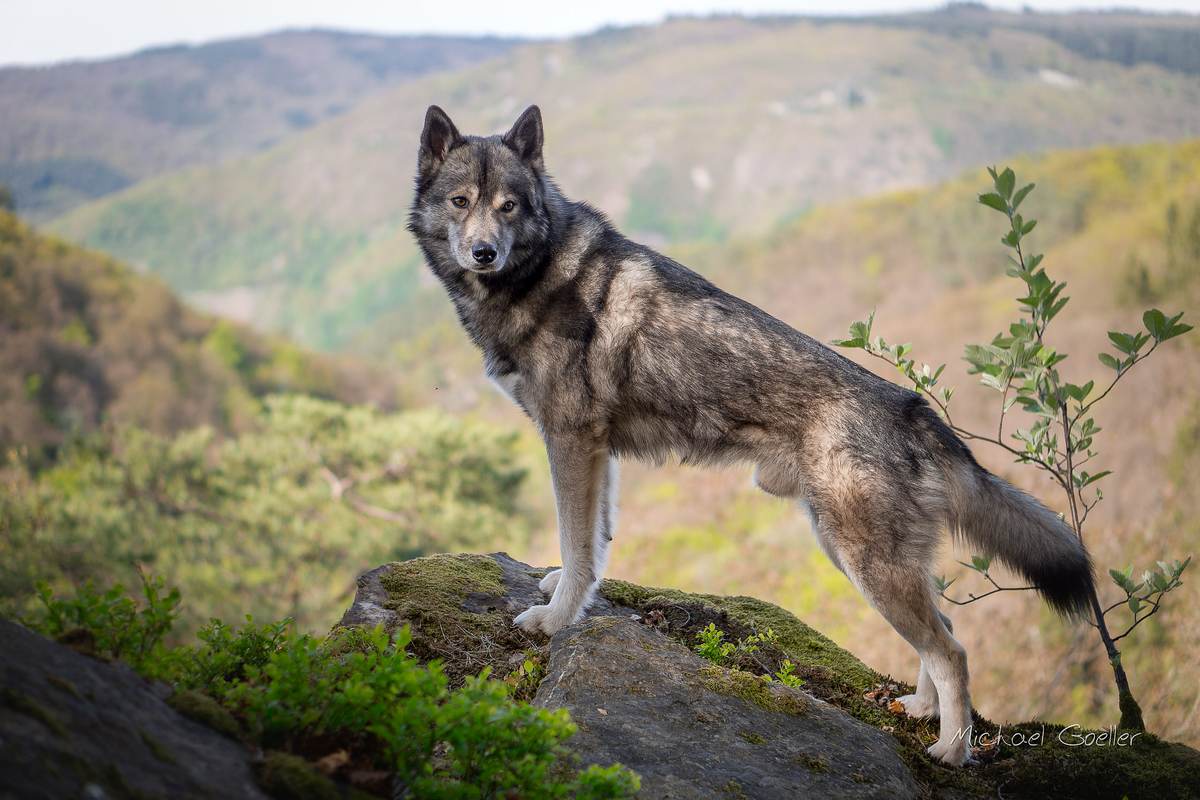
[{"left": 22, "top": 573, "right": 638, "bottom": 798}]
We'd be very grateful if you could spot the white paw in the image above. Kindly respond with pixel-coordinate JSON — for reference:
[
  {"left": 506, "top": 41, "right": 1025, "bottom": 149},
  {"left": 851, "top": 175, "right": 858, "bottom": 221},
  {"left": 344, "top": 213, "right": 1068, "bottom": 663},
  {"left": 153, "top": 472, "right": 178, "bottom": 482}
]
[
  {"left": 513, "top": 603, "right": 575, "bottom": 636},
  {"left": 538, "top": 569, "right": 561, "bottom": 594},
  {"left": 897, "top": 693, "right": 939, "bottom": 719},
  {"left": 926, "top": 737, "right": 973, "bottom": 767}
]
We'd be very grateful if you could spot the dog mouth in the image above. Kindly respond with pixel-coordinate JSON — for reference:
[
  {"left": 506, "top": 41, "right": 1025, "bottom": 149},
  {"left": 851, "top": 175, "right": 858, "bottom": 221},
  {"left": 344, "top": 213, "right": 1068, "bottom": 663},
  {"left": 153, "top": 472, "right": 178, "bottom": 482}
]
[{"left": 464, "top": 262, "right": 505, "bottom": 275}]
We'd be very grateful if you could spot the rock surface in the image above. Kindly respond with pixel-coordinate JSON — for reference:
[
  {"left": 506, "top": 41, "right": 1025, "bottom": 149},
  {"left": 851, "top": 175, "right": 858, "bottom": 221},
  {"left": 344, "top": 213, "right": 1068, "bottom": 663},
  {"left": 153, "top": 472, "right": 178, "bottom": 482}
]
[
  {"left": 0, "top": 618, "right": 267, "bottom": 800},
  {"left": 5, "top": 552, "right": 1200, "bottom": 800},
  {"left": 534, "top": 616, "right": 920, "bottom": 799},
  {"left": 346, "top": 552, "right": 1200, "bottom": 800}
]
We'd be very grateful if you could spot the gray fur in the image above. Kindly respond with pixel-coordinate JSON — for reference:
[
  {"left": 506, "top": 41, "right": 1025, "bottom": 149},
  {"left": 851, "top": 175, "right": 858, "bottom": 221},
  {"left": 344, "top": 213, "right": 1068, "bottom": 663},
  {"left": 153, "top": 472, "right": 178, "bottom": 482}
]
[{"left": 408, "top": 104, "right": 1095, "bottom": 767}]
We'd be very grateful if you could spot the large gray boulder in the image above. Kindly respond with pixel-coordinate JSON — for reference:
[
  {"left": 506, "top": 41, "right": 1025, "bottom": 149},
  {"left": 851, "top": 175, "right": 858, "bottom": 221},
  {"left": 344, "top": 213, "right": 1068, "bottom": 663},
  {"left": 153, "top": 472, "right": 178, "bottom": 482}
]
[
  {"left": 534, "top": 616, "right": 920, "bottom": 799},
  {"left": 344, "top": 552, "right": 1200, "bottom": 800},
  {"left": 0, "top": 619, "right": 268, "bottom": 800}
]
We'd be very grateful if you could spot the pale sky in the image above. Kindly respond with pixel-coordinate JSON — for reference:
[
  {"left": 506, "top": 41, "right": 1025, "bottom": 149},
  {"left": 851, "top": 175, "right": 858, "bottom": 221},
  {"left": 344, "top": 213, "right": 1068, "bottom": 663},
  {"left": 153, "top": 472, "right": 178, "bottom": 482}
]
[{"left": 2, "top": 0, "right": 1199, "bottom": 67}]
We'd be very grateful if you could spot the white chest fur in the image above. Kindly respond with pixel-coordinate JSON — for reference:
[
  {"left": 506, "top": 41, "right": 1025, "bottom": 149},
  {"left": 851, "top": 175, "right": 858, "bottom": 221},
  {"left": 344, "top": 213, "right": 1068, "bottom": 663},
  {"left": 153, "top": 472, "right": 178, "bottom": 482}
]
[{"left": 488, "top": 370, "right": 525, "bottom": 408}]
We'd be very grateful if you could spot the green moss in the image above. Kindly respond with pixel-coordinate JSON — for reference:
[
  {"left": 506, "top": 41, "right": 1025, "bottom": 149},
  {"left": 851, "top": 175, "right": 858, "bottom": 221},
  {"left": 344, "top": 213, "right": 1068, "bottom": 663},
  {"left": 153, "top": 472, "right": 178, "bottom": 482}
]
[
  {"left": 0, "top": 687, "right": 67, "bottom": 738},
  {"left": 698, "top": 665, "right": 808, "bottom": 716},
  {"left": 167, "top": 689, "right": 241, "bottom": 740},
  {"left": 378, "top": 553, "right": 532, "bottom": 682},
  {"left": 258, "top": 751, "right": 340, "bottom": 800},
  {"left": 380, "top": 553, "right": 504, "bottom": 628},
  {"left": 974, "top": 725, "right": 1200, "bottom": 800},
  {"left": 139, "top": 729, "right": 177, "bottom": 765},
  {"left": 738, "top": 730, "right": 767, "bottom": 745},
  {"left": 603, "top": 579, "right": 877, "bottom": 688},
  {"left": 794, "top": 753, "right": 829, "bottom": 773},
  {"left": 720, "top": 779, "right": 749, "bottom": 799}
]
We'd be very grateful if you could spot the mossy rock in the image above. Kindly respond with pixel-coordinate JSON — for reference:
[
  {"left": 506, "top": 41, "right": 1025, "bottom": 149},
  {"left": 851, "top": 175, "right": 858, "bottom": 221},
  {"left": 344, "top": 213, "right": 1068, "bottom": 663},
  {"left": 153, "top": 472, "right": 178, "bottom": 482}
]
[
  {"left": 258, "top": 751, "right": 341, "bottom": 800},
  {"left": 337, "top": 554, "right": 1200, "bottom": 799},
  {"left": 167, "top": 689, "right": 241, "bottom": 740}
]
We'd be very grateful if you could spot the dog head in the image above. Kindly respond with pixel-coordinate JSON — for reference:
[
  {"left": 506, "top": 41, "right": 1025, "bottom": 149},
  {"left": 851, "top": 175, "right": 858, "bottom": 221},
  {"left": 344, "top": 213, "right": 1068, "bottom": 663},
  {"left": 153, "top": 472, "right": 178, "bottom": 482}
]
[{"left": 409, "top": 104, "right": 550, "bottom": 276}]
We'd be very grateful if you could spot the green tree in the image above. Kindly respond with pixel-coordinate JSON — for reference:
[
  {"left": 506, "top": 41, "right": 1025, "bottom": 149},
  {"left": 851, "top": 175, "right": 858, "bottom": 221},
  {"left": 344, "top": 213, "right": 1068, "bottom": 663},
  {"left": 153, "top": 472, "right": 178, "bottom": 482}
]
[
  {"left": 1, "top": 395, "right": 530, "bottom": 633},
  {"left": 837, "top": 167, "right": 1192, "bottom": 731}
]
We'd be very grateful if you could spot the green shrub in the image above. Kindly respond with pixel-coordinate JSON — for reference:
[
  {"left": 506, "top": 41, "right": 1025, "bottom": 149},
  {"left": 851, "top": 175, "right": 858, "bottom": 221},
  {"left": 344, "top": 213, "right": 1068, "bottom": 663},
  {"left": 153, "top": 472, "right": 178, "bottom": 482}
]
[
  {"left": 22, "top": 579, "right": 639, "bottom": 799},
  {"left": 693, "top": 623, "right": 804, "bottom": 689},
  {"left": 28, "top": 568, "right": 179, "bottom": 677}
]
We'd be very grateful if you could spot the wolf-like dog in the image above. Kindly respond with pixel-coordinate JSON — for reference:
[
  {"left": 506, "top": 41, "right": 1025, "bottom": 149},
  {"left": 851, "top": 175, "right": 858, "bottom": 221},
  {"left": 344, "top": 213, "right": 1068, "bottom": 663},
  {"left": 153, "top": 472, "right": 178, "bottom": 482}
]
[{"left": 407, "top": 104, "right": 1094, "bottom": 766}]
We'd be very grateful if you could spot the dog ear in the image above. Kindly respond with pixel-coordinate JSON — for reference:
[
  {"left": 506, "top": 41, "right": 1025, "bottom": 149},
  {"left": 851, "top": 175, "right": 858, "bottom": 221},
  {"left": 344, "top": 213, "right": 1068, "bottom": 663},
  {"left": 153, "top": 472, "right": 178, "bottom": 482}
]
[
  {"left": 503, "top": 105, "right": 544, "bottom": 170},
  {"left": 419, "top": 105, "right": 461, "bottom": 179}
]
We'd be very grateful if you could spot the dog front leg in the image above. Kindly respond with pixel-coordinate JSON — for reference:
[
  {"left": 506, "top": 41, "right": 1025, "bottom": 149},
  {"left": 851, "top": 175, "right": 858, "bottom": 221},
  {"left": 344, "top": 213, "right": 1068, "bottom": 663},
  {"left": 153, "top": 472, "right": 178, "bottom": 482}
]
[{"left": 515, "top": 429, "right": 607, "bottom": 636}]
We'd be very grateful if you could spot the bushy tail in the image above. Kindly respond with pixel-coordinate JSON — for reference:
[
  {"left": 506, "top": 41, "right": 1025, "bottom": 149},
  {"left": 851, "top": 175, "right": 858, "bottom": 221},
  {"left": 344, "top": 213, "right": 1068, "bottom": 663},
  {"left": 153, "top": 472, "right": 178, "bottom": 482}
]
[{"left": 945, "top": 461, "right": 1095, "bottom": 620}]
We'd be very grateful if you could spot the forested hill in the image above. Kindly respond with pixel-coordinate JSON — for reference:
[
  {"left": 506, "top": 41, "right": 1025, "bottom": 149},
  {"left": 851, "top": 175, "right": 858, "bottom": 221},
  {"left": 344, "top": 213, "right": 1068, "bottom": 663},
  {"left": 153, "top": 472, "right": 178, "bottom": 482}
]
[{"left": 0, "top": 209, "right": 395, "bottom": 461}]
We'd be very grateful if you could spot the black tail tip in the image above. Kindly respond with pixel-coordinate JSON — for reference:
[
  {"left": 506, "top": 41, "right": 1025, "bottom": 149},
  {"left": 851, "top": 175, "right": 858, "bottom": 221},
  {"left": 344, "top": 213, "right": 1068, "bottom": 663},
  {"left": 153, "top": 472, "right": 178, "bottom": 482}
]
[{"left": 1033, "top": 553, "right": 1096, "bottom": 622}]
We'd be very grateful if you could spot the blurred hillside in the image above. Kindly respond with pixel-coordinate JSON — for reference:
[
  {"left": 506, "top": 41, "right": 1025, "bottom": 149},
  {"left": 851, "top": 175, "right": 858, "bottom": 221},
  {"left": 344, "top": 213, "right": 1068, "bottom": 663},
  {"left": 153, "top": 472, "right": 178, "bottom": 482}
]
[
  {"left": 0, "top": 31, "right": 518, "bottom": 219},
  {"left": 0, "top": 210, "right": 396, "bottom": 463},
  {"left": 46, "top": 10, "right": 1200, "bottom": 351}
]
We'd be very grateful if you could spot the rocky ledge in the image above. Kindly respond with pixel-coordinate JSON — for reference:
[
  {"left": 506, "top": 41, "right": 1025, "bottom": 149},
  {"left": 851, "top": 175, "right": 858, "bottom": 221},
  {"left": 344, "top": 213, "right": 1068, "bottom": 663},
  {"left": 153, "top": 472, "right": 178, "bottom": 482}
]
[
  {"left": 341, "top": 552, "right": 1200, "bottom": 800},
  {"left": 3, "top": 552, "right": 1198, "bottom": 799}
]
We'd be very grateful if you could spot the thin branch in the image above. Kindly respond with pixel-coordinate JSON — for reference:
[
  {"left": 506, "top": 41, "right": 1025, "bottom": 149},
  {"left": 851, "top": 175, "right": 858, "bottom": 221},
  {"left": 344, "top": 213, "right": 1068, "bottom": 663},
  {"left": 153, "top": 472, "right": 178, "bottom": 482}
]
[
  {"left": 317, "top": 465, "right": 417, "bottom": 526},
  {"left": 1070, "top": 343, "right": 1158, "bottom": 430},
  {"left": 941, "top": 572, "right": 1039, "bottom": 606},
  {"left": 997, "top": 377, "right": 1014, "bottom": 443},
  {"left": 861, "top": 349, "right": 1069, "bottom": 489},
  {"left": 1111, "top": 599, "right": 1164, "bottom": 644}
]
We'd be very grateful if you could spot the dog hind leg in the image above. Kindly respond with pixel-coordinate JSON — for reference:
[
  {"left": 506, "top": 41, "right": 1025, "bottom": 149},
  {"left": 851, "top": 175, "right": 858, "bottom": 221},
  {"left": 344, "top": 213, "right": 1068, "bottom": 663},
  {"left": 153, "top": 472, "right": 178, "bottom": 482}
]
[
  {"left": 823, "top": 517, "right": 973, "bottom": 766},
  {"left": 898, "top": 610, "right": 953, "bottom": 719},
  {"left": 855, "top": 561, "right": 972, "bottom": 765}
]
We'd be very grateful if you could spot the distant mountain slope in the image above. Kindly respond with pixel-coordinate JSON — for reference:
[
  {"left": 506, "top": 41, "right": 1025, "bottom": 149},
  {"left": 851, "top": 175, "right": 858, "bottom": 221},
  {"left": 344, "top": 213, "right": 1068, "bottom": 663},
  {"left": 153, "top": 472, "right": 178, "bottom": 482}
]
[
  {"left": 51, "top": 13, "right": 1200, "bottom": 351},
  {"left": 0, "top": 30, "right": 519, "bottom": 218},
  {"left": 0, "top": 210, "right": 395, "bottom": 461},
  {"left": 855, "top": 3, "right": 1200, "bottom": 75}
]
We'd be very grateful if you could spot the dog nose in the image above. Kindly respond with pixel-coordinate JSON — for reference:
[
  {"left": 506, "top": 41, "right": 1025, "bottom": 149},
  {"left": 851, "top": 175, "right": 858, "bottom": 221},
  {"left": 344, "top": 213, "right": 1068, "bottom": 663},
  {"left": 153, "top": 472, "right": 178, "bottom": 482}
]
[{"left": 472, "top": 243, "right": 497, "bottom": 265}]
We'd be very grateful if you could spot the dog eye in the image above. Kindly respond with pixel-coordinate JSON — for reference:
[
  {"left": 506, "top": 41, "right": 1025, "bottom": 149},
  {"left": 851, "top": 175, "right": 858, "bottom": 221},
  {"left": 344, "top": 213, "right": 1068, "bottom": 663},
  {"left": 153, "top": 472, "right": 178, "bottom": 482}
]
[
  {"left": 450, "top": 196, "right": 468, "bottom": 208},
  {"left": 501, "top": 200, "right": 516, "bottom": 213}
]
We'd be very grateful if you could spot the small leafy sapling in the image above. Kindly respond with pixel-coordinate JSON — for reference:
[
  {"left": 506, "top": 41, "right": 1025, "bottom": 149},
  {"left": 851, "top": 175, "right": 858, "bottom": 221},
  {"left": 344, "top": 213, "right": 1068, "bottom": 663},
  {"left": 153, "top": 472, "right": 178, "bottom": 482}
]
[
  {"left": 836, "top": 166, "right": 1192, "bottom": 731},
  {"left": 693, "top": 624, "right": 803, "bottom": 687}
]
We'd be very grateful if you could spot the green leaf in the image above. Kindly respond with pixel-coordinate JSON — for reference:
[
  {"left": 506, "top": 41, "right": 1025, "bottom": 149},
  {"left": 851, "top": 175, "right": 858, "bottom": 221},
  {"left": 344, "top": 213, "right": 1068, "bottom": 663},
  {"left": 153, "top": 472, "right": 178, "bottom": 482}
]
[
  {"left": 1098, "top": 352, "right": 1121, "bottom": 371},
  {"left": 995, "top": 167, "right": 1016, "bottom": 200},
  {"left": 1011, "top": 182, "right": 1035, "bottom": 210},
  {"left": 1143, "top": 309, "right": 1167, "bottom": 340},
  {"left": 979, "top": 192, "right": 1007, "bottom": 213},
  {"left": 1128, "top": 596, "right": 1141, "bottom": 614},
  {"left": 1104, "top": 333, "right": 1132, "bottom": 355},
  {"left": 1167, "top": 322, "right": 1193, "bottom": 340},
  {"left": 1109, "top": 568, "right": 1132, "bottom": 593}
]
